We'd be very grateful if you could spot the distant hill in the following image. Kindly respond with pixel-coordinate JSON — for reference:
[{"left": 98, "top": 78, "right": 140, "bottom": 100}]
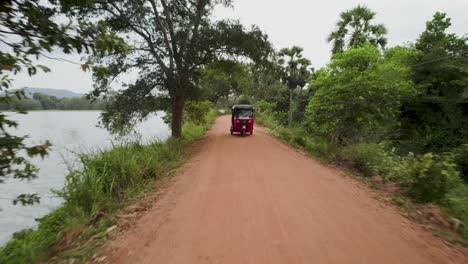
[
  {"left": 0, "top": 87, "right": 107, "bottom": 111},
  {"left": 22, "top": 87, "right": 84, "bottom": 99}
]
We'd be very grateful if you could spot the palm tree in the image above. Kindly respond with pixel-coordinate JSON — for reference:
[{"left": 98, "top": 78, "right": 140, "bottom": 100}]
[
  {"left": 328, "top": 5, "right": 387, "bottom": 54},
  {"left": 278, "top": 46, "right": 311, "bottom": 128}
]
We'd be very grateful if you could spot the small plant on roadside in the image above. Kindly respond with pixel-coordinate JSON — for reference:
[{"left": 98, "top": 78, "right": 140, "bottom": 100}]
[
  {"left": 452, "top": 144, "right": 468, "bottom": 183},
  {"left": 344, "top": 143, "right": 388, "bottom": 177},
  {"left": 184, "top": 101, "right": 215, "bottom": 126},
  {"left": 391, "top": 196, "right": 406, "bottom": 206},
  {"left": 403, "top": 153, "right": 462, "bottom": 203},
  {"left": 445, "top": 184, "right": 468, "bottom": 237},
  {"left": 343, "top": 143, "right": 406, "bottom": 180},
  {"left": 255, "top": 100, "right": 281, "bottom": 129}
]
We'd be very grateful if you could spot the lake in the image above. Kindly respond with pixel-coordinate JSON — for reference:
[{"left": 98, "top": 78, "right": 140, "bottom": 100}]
[{"left": 0, "top": 111, "right": 170, "bottom": 246}]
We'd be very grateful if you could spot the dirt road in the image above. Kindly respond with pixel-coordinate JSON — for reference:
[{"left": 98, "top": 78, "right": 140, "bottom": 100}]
[{"left": 103, "top": 116, "right": 467, "bottom": 264}]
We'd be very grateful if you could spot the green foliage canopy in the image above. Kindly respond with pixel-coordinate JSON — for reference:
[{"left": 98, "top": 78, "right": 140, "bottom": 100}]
[
  {"left": 198, "top": 61, "right": 253, "bottom": 104},
  {"left": 327, "top": 5, "right": 387, "bottom": 54},
  {"left": 306, "top": 44, "right": 418, "bottom": 145},
  {"left": 400, "top": 12, "right": 468, "bottom": 152},
  {"left": 278, "top": 46, "right": 311, "bottom": 90}
]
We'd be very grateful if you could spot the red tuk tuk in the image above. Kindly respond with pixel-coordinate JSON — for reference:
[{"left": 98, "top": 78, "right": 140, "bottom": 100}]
[{"left": 230, "top": 104, "right": 254, "bottom": 136}]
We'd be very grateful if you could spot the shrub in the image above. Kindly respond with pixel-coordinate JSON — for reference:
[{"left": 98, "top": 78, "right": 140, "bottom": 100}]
[
  {"left": 279, "top": 127, "right": 309, "bottom": 149},
  {"left": 345, "top": 143, "right": 387, "bottom": 177},
  {"left": 343, "top": 143, "right": 406, "bottom": 179},
  {"left": 403, "top": 153, "right": 462, "bottom": 203},
  {"left": 305, "top": 45, "right": 417, "bottom": 144},
  {"left": 182, "top": 121, "right": 208, "bottom": 143},
  {"left": 0, "top": 207, "right": 73, "bottom": 263},
  {"left": 255, "top": 100, "right": 288, "bottom": 129},
  {"left": 453, "top": 144, "right": 468, "bottom": 183},
  {"left": 273, "top": 126, "right": 306, "bottom": 146},
  {"left": 273, "top": 126, "right": 293, "bottom": 143},
  {"left": 303, "top": 137, "right": 339, "bottom": 162},
  {"left": 290, "top": 128, "right": 307, "bottom": 147},
  {"left": 255, "top": 100, "right": 277, "bottom": 128},
  {"left": 273, "top": 126, "right": 340, "bottom": 162},
  {"left": 445, "top": 184, "right": 468, "bottom": 236},
  {"left": 256, "top": 100, "right": 275, "bottom": 114},
  {"left": 184, "top": 100, "right": 215, "bottom": 125},
  {"left": 58, "top": 139, "right": 184, "bottom": 217}
]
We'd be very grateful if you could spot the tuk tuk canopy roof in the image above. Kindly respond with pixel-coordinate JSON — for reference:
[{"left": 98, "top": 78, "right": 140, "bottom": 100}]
[{"left": 232, "top": 104, "right": 254, "bottom": 110}]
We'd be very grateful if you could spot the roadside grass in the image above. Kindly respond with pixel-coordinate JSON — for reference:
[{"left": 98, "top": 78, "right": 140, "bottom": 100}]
[
  {"left": 0, "top": 104, "right": 218, "bottom": 264},
  {"left": 256, "top": 111, "right": 468, "bottom": 244}
]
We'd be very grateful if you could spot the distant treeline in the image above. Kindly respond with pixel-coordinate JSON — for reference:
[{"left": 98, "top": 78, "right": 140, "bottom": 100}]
[{"left": 0, "top": 93, "right": 108, "bottom": 110}]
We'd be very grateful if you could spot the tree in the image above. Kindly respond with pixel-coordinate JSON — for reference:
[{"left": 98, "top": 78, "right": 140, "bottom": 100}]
[
  {"left": 33, "top": 93, "right": 58, "bottom": 109},
  {"left": 236, "top": 94, "right": 251, "bottom": 105},
  {"left": 278, "top": 46, "right": 311, "bottom": 128},
  {"left": 244, "top": 55, "right": 287, "bottom": 114},
  {"left": 0, "top": 0, "right": 125, "bottom": 204},
  {"left": 327, "top": 5, "right": 387, "bottom": 54},
  {"left": 67, "top": 0, "right": 272, "bottom": 138},
  {"left": 199, "top": 61, "right": 253, "bottom": 104},
  {"left": 399, "top": 12, "right": 468, "bottom": 152},
  {"left": 306, "top": 44, "right": 418, "bottom": 145}
]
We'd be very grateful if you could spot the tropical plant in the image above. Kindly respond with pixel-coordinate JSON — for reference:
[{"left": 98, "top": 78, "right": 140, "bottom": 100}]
[
  {"left": 278, "top": 46, "right": 311, "bottom": 127},
  {"left": 404, "top": 153, "right": 462, "bottom": 203},
  {"left": 327, "top": 5, "right": 387, "bottom": 54}
]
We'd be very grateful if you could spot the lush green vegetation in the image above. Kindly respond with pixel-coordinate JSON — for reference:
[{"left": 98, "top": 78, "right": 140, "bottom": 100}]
[
  {"left": 252, "top": 10, "right": 468, "bottom": 240},
  {"left": 1, "top": 0, "right": 467, "bottom": 259},
  {"left": 0, "top": 101, "right": 218, "bottom": 264},
  {"left": 0, "top": 93, "right": 108, "bottom": 111},
  {"left": 0, "top": 0, "right": 126, "bottom": 193}
]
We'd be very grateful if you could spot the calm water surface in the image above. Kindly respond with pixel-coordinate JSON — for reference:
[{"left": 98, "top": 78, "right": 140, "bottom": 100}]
[{"left": 0, "top": 111, "right": 170, "bottom": 245}]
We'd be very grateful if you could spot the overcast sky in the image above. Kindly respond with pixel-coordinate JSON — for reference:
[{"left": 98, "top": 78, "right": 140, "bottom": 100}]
[{"left": 10, "top": 0, "right": 468, "bottom": 93}]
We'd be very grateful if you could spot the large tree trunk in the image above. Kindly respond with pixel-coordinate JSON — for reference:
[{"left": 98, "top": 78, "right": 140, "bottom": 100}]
[{"left": 171, "top": 94, "right": 185, "bottom": 138}]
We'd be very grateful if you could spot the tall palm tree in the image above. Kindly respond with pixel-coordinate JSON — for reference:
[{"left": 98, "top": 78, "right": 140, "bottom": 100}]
[
  {"left": 328, "top": 5, "right": 388, "bottom": 54},
  {"left": 278, "top": 46, "right": 311, "bottom": 128}
]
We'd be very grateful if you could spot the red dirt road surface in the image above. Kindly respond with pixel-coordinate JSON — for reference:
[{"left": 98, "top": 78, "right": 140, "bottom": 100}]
[{"left": 103, "top": 116, "right": 467, "bottom": 264}]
